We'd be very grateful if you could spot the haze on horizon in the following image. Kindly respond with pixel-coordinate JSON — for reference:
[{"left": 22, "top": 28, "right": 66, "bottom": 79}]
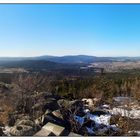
[{"left": 0, "top": 4, "right": 140, "bottom": 57}]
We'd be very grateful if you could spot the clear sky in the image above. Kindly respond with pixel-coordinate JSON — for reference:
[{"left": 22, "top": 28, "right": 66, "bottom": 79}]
[{"left": 0, "top": 4, "right": 140, "bottom": 57}]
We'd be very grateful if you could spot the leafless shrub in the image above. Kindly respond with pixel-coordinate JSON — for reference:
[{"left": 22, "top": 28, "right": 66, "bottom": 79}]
[{"left": 12, "top": 73, "right": 47, "bottom": 119}]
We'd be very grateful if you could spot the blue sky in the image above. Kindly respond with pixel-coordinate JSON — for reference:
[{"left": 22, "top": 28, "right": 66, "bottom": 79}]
[{"left": 0, "top": 4, "right": 140, "bottom": 57}]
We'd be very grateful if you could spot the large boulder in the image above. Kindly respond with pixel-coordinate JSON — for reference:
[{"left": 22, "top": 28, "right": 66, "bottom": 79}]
[
  {"left": 57, "top": 99, "right": 72, "bottom": 108},
  {"left": 35, "top": 109, "right": 52, "bottom": 126},
  {"left": 82, "top": 98, "right": 95, "bottom": 109},
  {"left": 42, "top": 122, "right": 66, "bottom": 136},
  {"left": 57, "top": 99, "right": 78, "bottom": 109},
  {"left": 9, "top": 118, "right": 40, "bottom": 136},
  {"left": 8, "top": 113, "right": 31, "bottom": 126},
  {"left": 42, "top": 112, "right": 71, "bottom": 129},
  {"left": 43, "top": 98, "right": 59, "bottom": 111},
  {"left": 10, "top": 125, "right": 34, "bottom": 136},
  {"left": 52, "top": 110, "right": 63, "bottom": 120},
  {"left": 2, "top": 126, "right": 11, "bottom": 136},
  {"left": 15, "top": 119, "right": 35, "bottom": 127}
]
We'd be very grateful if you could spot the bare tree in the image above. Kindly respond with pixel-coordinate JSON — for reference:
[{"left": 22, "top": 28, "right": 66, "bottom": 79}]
[{"left": 12, "top": 73, "right": 47, "bottom": 118}]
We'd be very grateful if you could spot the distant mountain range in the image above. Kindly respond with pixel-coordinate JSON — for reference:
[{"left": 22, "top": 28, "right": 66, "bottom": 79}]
[
  {"left": 0, "top": 55, "right": 140, "bottom": 72},
  {"left": 0, "top": 60, "right": 77, "bottom": 71},
  {"left": 0, "top": 55, "right": 140, "bottom": 64}
]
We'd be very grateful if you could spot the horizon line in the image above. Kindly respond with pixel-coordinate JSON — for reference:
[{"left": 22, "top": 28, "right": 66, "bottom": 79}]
[{"left": 0, "top": 54, "right": 140, "bottom": 58}]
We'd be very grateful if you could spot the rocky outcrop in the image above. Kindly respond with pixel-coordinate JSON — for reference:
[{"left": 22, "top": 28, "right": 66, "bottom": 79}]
[{"left": 3, "top": 94, "right": 138, "bottom": 136}]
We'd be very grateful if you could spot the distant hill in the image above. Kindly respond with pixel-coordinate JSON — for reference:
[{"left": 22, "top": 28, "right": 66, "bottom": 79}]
[
  {"left": 34, "top": 55, "right": 140, "bottom": 64},
  {"left": 0, "top": 55, "right": 140, "bottom": 65},
  {"left": 0, "top": 60, "right": 81, "bottom": 71},
  {"left": 35, "top": 55, "right": 98, "bottom": 63}
]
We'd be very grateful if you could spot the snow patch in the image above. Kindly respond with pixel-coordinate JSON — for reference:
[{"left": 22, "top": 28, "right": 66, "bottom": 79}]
[
  {"left": 87, "top": 113, "right": 111, "bottom": 125},
  {"left": 110, "top": 107, "right": 140, "bottom": 119}
]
